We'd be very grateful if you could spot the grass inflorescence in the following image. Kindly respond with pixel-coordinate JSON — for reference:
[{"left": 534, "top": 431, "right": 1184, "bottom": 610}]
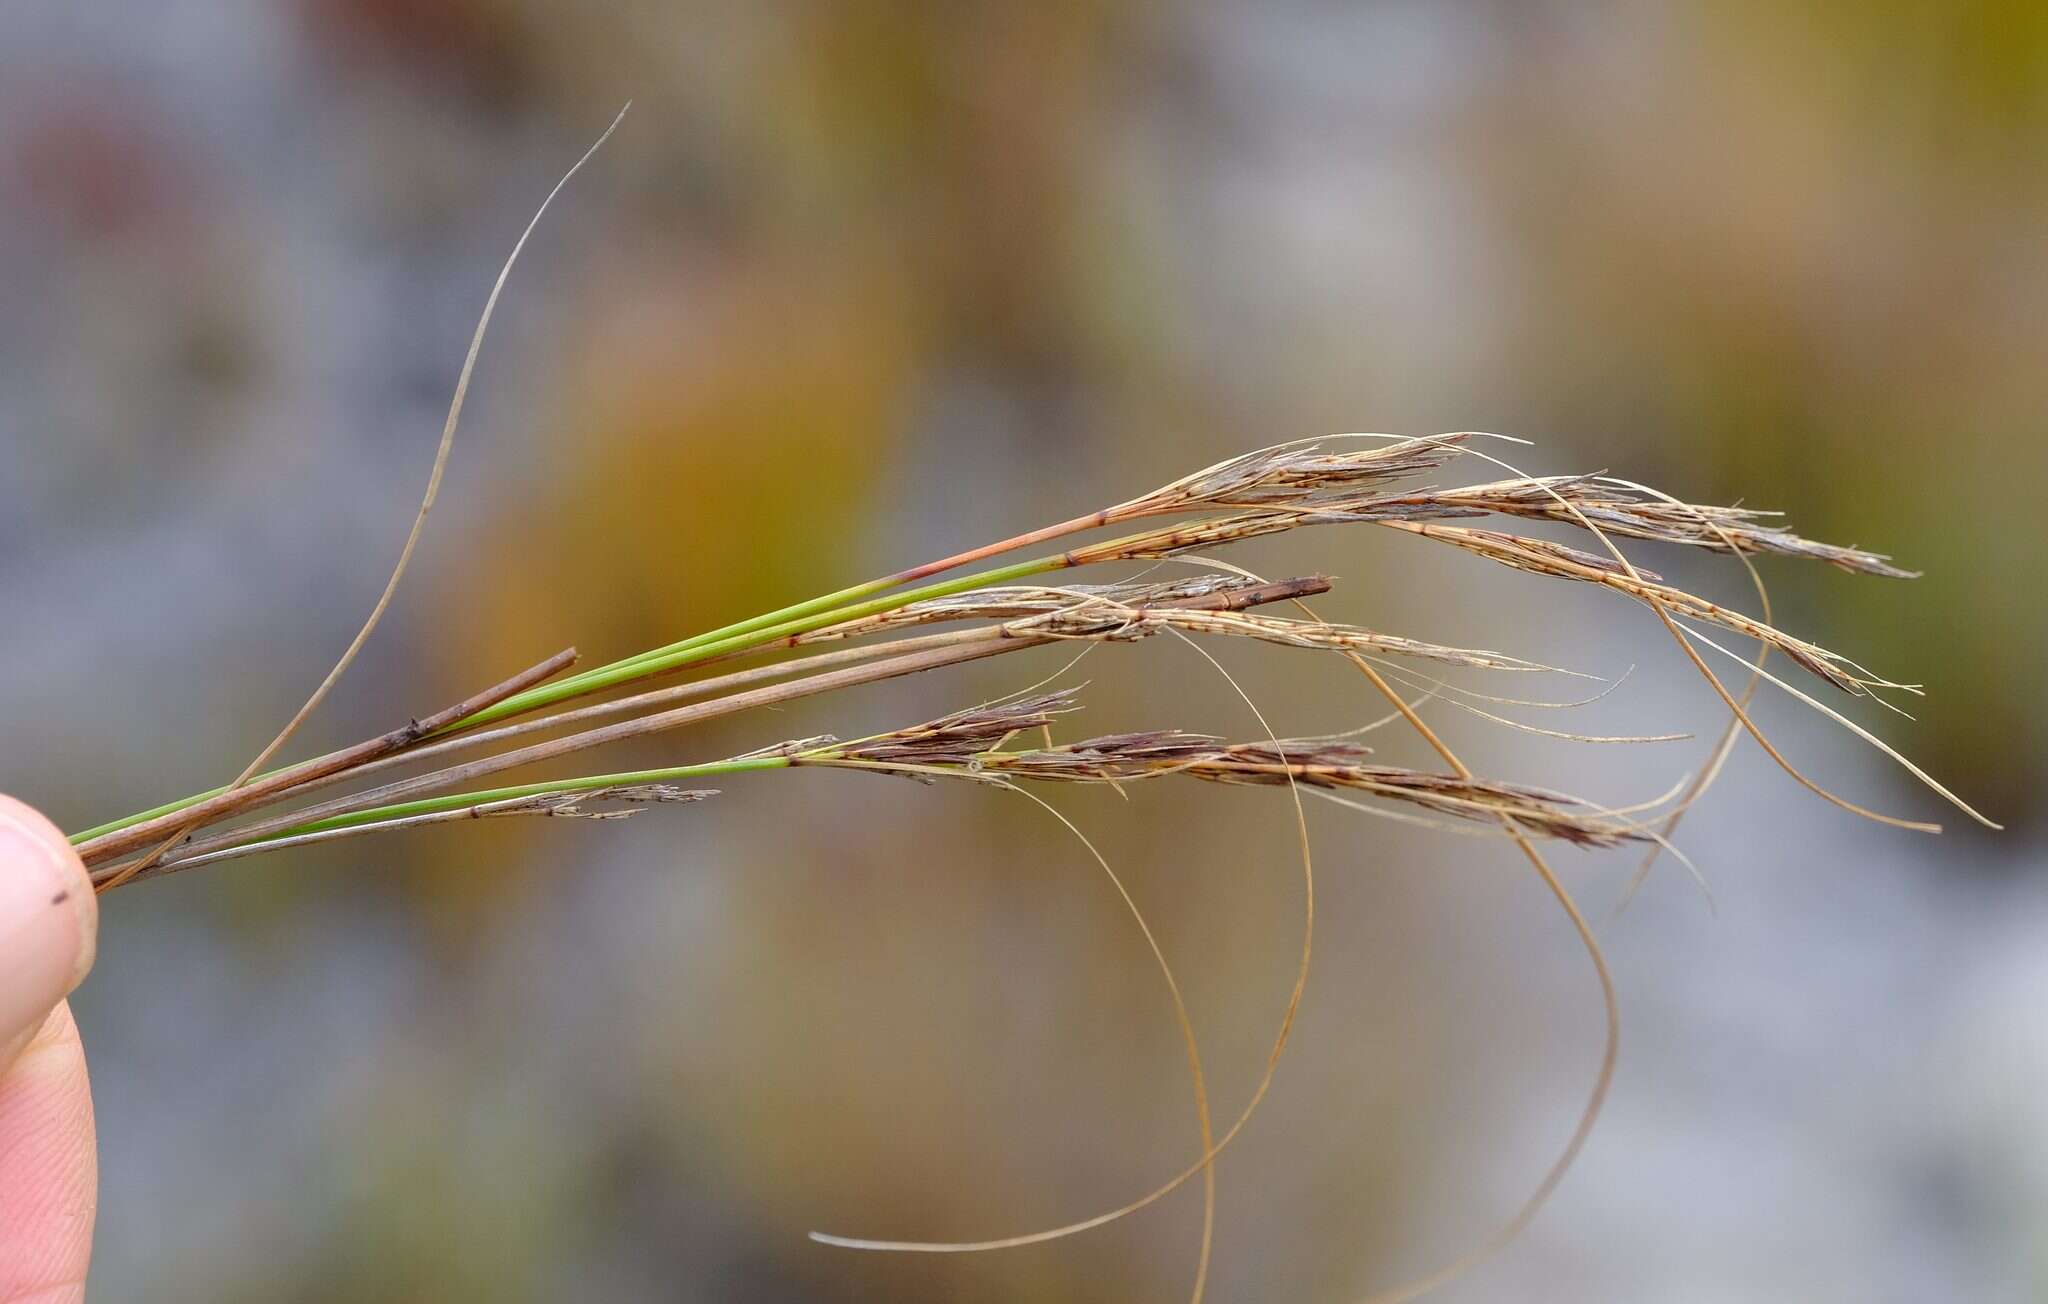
[
  {"left": 71, "top": 427, "right": 1982, "bottom": 885},
  {"left": 59, "top": 115, "right": 1997, "bottom": 1304}
]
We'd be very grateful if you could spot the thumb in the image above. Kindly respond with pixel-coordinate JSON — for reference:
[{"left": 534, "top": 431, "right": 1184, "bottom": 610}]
[{"left": 0, "top": 797, "right": 97, "bottom": 1064}]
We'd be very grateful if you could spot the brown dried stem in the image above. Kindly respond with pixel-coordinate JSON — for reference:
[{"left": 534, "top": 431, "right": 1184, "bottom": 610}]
[{"left": 85, "top": 647, "right": 580, "bottom": 879}]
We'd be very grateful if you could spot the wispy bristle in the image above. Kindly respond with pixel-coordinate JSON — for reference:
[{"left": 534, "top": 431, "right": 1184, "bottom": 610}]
[
  {"left": 1064, "top": 511, "right": 1317, "bottom": 564},
  {"left": 736, "top": 735, "right": 842, "bottom": 759},
  {"left": 1383, "top": 521, "right": 1918, "bottom": 698},
  {"left": 1081, "top": 608, "right": 1558, "bottom": 672},
  {"left": 527, "top": 784, "right": 717, "bottom": 819},
  {"left": 794, "top": 574, "right": 1272, "bottom": 644},
  {"left": 795, "top": 575, "right": 1534, "bottom": 677},
  {"left": 861, "top": 726, "right": 1651, "bottom": 847},
  {"left": 1392, "top": 524, "right": 1663, "bottom": 580},
  {"left": 810, "top": 692, "right": 1084, "bottom": 769},
  {"left": 1108, "top": 434, "right": 1469, "bottom": 519},
  {"left": 1408, "top": 476, "right": 1917, "bottom": 577},
  {"left": 1187, "top": 740, "right": 1639, "bottom": 847},
  {"left": 972, "top": 730, "right": 1225, "bottom": 781}
]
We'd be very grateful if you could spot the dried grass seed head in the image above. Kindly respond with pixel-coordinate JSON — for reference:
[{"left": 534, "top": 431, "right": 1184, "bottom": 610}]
[
  {"left": 1106, "top": 433, "right": 1471, "bottom": 519},
  {"left": 1417, "top": 475, "right": 1917, "bottom": 577}
]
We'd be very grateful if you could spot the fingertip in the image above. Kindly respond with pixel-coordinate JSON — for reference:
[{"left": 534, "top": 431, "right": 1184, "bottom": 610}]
[
  {"left": 0, "top": 796, "right": 95, "bottom": 903},
  {"left": 0, "top": 1001, "right": 97, "bottom": 1303},
  {"left": 0, "top": 797, "right": 98, "bottom": 1049}
]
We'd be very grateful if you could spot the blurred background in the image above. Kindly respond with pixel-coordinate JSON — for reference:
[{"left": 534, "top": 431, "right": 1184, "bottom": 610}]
[{"left": 3, "top": 3, "right": 2045, "bottom": 1300}]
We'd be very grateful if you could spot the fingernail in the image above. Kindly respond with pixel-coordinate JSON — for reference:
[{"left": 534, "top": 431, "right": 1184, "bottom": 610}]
[{"left": 0, "top": 814, "right": 96, "bottom": 1040}]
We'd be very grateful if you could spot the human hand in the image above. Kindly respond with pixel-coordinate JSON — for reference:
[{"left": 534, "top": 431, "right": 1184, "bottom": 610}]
[{"left": 0, "top": 795, "right": 98, "bottom": 1303}]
